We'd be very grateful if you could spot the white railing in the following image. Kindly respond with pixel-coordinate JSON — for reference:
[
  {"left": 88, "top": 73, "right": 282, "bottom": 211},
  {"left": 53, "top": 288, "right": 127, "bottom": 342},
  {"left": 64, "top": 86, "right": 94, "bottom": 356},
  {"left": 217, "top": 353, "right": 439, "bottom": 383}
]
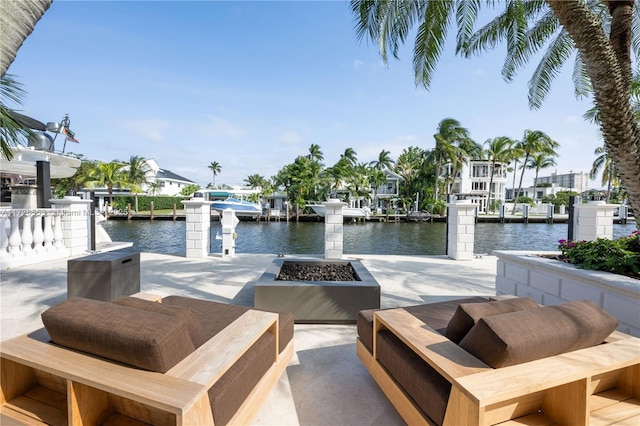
[{"left": 0, "top": 208, "right": 70, "bottom": 269}]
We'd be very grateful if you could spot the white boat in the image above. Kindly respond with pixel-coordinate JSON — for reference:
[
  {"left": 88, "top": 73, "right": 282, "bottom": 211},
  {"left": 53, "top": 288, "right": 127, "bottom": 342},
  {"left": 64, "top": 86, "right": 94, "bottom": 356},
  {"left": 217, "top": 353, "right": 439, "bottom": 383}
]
[
  {"left": 307, "top": 204, "right": 371, "bottom": 219},
  {"left": 211, "top": 197, "right": 262, "bottom": 218},
  {"left": 0, "top": 145, "right": 81, "bottom": 179}
]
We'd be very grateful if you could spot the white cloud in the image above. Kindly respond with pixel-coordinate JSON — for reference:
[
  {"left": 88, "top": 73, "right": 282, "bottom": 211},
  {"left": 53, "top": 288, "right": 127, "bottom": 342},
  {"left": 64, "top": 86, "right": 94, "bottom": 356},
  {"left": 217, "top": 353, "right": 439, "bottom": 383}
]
[
  {"left": 200, "top": 116, "right": 248, "bottom": 140},
  {"left": 122, "top": 118, "right": 169, "bottom": 142},
  {"left": 279, "top": 131, "right": 302, "bottom": 145},
  {"left": 353, "top": 59, "right": 365, "bottom": 71}
]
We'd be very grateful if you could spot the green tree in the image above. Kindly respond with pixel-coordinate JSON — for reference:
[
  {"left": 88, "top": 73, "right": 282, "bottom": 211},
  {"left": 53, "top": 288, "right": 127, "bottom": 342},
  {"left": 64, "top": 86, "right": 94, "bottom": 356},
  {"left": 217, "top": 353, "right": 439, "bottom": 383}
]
[
  {"left": 86, "top": 161, "right": 128, "bottom": 214},
  {"left": 369, "top": 168, "right": 387, "bottom": 211},
  {"left": 52, "top": 154, "right": 95, "bottom": 198},
  {"left": 180, "top": 184, "right": 201, "bottom": 197},
  {"left": 427, "top": 118, "right": 472, "bottom": 202},
  {"left": 590, "top": 145, "right": 619, "bottom": 203},
  {"left": 340, "top": 147, "right": 358, "bottom": 167},
  {"left": 526, "top": 151, "right": 558, "bottom": 203},
  {"left": 350, "top": 0, "right": 640, "bottom": 222},
  {"left": 208, "top": 161, "right": 221, "bottom": 187},
  {"left": 511, "top": 130, "right": 559, "bottom": 212},
  {"left": 307, "top": 143, "right": 324, "bottom": 163},
  {"left": 0, "top": 75, "right": 36, "bottom": 159},
  {"left": 370, "top": 149, "right": 394, "bottom": 170},
  {"left": 483, "top": 136, "right": 515, "bottom": 213}
]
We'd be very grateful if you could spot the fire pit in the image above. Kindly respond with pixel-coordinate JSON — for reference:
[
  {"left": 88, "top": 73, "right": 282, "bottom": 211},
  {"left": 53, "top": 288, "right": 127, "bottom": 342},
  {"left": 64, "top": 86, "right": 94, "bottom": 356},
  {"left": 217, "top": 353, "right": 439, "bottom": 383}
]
[{"left": 254, "top": 258, "right": 380, "bottom": 324}]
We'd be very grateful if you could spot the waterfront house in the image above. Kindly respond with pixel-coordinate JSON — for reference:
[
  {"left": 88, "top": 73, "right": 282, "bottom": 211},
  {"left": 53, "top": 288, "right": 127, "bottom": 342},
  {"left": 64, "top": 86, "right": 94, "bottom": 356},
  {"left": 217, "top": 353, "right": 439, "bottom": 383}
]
[
  {"left": 140, "top": 159, "right": 196, "bottom": 196},
  {"left": 446, "top": 160, "right": 509, "bottom": 212}
]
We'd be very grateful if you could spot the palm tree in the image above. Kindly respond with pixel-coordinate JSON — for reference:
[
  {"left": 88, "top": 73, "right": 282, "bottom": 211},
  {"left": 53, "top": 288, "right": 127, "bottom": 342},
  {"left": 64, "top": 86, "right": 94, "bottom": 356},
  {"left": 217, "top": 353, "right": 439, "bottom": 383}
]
[
  {"left": 370, "top": 149, "right": 394, "bottom": 170},
  {"left": 307, "top": 144, "right": 324, "bottom": 163},
  {"left": 0, "top": 0, "right": 53, "bottom": 77},
  {"left": 511, "top": 130, "right": 559, "bottom": 212},
  {"left": 86, "top": 161, "right": 128, "bottom": 216},
  {"left": 350, "top": 0, "right": 640, "bottom": 221},
  {"left": 369, "top": 168, "right": 387, "bottom": 211},
  {"left": 526, "top": 152, "right": 558, "bottom": 204},
  {"left": 208, "top": 161, "right": 221, "bottom": 188},
  {"left": 126, "top": 155, "right": 151, "bottom": 212},
  {"left": 341, "top": 147, "right": 358, "bottom": 167},
  {"left": 483, "top": 136, "right": 515, "bottom": 213},
  {"left": 590, "top": 146, "right": 619, "bottom": 203},
  {"left": 0, "top": 75, "right": 35, "bottom": 159},
  {"left": 427, "top": 118, "right": 472, "bottom": 202}
]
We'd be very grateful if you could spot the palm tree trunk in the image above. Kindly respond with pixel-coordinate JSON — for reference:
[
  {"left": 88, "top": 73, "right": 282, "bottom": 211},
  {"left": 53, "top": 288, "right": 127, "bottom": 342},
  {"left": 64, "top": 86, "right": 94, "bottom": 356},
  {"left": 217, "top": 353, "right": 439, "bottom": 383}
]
[
  {"left": 511, "top": 156, "right": 530, "bottom": 214},
  {"left": 546, "top": 0, "right": 640, "bottom": 223},
  {"left": 0, "top": 0, "right": 53, "bottom": 77},
  {"left": 487, "top": 160, "right": 496, "bottom": 213},
  {"left": 606, "top": 169, "right": 613, "bottom": 203}
]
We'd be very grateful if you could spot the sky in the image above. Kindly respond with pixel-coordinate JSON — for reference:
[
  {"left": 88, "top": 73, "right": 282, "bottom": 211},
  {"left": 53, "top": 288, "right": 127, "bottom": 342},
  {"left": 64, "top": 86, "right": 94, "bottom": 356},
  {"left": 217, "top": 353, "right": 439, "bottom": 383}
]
[{"left": 6, "top": 0, "right": 603, "bottom": 189}]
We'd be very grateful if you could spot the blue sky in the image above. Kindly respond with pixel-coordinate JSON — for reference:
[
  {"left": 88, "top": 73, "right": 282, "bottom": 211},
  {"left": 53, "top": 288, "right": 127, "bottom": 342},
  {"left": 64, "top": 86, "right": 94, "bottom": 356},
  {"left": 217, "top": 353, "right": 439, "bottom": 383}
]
[{"left": 7, "top": 1, "right": 601, "bottom": 188}]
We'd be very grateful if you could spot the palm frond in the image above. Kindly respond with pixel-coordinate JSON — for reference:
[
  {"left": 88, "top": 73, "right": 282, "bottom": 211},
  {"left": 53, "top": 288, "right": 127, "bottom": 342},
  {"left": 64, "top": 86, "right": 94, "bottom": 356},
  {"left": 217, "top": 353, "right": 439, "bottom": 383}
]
[
  {"left": 413, "top": 0, "right": 454, "bottom": 89},
  {"left": 528, "top": 30, "right": 574, "bottom": 109}
]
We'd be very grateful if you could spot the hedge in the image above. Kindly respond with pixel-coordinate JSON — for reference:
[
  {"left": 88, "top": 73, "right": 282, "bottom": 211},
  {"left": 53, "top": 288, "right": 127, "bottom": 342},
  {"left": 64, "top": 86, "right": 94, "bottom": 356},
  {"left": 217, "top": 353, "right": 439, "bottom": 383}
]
[{"left": 112, "top": 196, "right": 188, "bottom": 211}]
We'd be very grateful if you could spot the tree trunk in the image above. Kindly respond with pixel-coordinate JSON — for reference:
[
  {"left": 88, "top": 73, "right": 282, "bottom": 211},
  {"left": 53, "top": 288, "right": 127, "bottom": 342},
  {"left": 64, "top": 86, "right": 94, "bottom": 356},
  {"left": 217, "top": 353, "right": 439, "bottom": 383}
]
[
  {"left": 546, "top": 0, "right": 639, "bottom": 225},
  {"left": 0, "top": 0, "right": 53, "bottom": 77}
]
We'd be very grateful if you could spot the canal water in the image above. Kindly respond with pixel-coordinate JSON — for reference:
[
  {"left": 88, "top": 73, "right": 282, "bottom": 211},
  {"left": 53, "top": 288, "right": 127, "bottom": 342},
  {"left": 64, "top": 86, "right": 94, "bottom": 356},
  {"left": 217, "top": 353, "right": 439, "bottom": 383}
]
[{"left": 101, "top": 220, "right": 638, "bottom": 256}]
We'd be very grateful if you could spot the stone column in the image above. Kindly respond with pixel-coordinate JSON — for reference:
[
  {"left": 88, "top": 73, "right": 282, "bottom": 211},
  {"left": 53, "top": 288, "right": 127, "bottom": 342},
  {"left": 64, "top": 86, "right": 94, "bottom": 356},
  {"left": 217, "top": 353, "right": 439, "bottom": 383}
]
[
  {"left": 50, "top": 196, "right": 93, "bottom": 256},
  {"left": 324, "top": 198, "right": 346, "bottom": 260},
  {"left": 181, "top": 198, "right": 213, "bottom": 258},
  {"left": 446, "top": 199, "right": 476, "bottom": 261},
  {"left": 220, "top": 208, "right": 239, "bottom": 257},
  {"left": 574, "top": 200, "right": 616, "bottom": 241},
  {"left": 10, "top": 185, "right": 38, "bottom": 209}
]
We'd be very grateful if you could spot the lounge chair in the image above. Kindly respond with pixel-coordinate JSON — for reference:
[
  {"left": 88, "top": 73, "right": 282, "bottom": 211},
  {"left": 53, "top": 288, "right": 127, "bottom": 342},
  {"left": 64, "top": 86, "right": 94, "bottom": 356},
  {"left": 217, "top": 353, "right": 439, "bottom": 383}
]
[
  {"left": 357, "top": 297, "right": 640, "bottom": 425},
  {"left": 0, "top": 293, "right": 294, "bottom": 425}
]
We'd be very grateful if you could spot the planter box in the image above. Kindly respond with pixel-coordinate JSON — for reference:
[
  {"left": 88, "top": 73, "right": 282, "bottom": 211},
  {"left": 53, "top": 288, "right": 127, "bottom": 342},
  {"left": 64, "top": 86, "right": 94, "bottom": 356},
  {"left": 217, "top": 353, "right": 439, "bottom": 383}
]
[{"left": 494, "top": 250, "right": 640, "bottom": 337}]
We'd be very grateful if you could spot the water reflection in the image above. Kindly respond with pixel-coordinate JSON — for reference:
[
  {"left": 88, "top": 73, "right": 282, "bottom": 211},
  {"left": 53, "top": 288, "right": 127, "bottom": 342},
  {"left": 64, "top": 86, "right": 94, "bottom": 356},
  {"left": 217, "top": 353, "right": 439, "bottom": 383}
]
[{"left": 101, "top": 220, "right": 637, "bottom": 256}]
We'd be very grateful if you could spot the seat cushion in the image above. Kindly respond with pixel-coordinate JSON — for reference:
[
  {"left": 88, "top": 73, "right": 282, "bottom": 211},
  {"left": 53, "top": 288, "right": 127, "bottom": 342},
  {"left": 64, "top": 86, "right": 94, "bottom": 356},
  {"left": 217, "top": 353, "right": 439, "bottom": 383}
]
[
  {"left": 161, "top": 295, "right": 294, "bottom": 354},
  {"left": 357, "top": 297, "right": 487, "bottom": 353},
  {"left": 113, "top": 296, "right": 207, "bottom": 347},
  {"left": 445, "top": 297, "right": 539, "bottom": 344},
  {"left": 459, "top": 300, "right": 619, "bottom": 368},
  {"left": 42, "top": 297, "right": 195, "bottom": 373}
]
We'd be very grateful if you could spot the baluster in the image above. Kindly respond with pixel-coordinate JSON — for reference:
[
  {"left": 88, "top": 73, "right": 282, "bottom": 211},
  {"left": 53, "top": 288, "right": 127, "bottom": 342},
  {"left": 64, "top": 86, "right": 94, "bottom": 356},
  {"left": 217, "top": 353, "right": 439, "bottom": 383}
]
[
  {"left": 53, "top": 211, "right": 64, "bottom": 249},
  {"left": 43, "top": 212, "right": 54, "bottom": 251},
  {"left": 8, "top": 214, "right": 22, "bottom": 255},
  {"left": 32, "top": 211, "right": 44, "bottom": 253},
  {"left": 0, "top": 215, "right": 8, "bottom": 255},
  {"left": 21, "top": 214, "right": 34, "bottom": 255}
]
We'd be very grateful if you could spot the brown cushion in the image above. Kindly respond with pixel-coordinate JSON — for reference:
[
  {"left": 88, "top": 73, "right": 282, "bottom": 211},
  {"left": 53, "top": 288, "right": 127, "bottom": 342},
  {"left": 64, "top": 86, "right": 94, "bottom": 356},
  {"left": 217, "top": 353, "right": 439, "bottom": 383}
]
[
  {"left": 459, "top": 300, "right": 619, "bottom": 368},
  {"left": 42, "top": 297, "right": 195, "bottom": 373},
  {"left": 357, "top": 297, "right": 488, "bottom": 353},
  {"left": 445, "top": 297, "right": 539, "bottom": 344},
  {"left": 113, "top": 296, "right": 207, "bottom": 348}
]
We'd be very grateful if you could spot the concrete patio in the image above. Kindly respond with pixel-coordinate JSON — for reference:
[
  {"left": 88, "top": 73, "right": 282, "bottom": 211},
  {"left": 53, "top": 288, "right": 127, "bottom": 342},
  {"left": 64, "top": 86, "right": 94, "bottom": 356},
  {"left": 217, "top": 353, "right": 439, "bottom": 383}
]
[{"left": 0, "top": 252, "right": 498, "bottom": 425}]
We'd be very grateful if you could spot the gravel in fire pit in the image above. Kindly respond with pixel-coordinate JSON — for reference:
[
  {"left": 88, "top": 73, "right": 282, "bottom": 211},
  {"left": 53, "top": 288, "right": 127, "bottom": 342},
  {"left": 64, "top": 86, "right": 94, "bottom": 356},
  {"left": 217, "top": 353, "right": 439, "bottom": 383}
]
[{"left": 277, "top": 262, "right": 360, "bottom": 281}]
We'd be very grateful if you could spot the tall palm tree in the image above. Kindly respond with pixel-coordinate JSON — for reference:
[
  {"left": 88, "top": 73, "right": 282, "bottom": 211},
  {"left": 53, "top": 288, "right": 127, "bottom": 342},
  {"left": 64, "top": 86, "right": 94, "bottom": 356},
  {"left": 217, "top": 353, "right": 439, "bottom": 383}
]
[
  {"left": 590, "top": 146, "right": 619, "bottom": 203},
  {"left": 341, "top": 147, "right": 358, "bottom": 167},
  {"left": 370, "top": 149, "right": 394, "bottom": 170},
  {"left": 307, "top": 143, "right": 324, "bottom": 163},
  {"left": 427, "top": 118, "right": 472, "bottom": 202},
  {"left": 369, "top": 168, "right": 387, "bottom": 210},
  {"left": 511, "top": 130, "right": 559, "bottom": 212},
  {"left": 126, "top": 155, "right": 150, "bottom": 212},
  {"left": 350, "top": 0, "right": 640, "bottom": 221},
  {"left": 525, "top": 151, "right": 558, "bottom": 204},
  {"left": 0, "top": 0, "right": 53, "bottom": 78},
  {"left": 208, "top": 161, "right": 221, "bottom": 188},
  {"left": 483, "top": 136, "right": 515, "bottom": 213}
]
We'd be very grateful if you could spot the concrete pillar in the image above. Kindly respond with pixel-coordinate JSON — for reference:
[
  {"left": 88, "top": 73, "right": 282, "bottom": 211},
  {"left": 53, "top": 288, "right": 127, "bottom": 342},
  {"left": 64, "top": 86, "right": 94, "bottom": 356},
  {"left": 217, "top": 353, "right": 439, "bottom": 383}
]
[
  {"left": 10, "top": 185, "right": 38, "bottom": 209},
  {"left": 50, "top": 196, "right": 92, "bottom": 255},
  {"left": 181, "top": 198, "right": 213, "bottom": 258},
  {"left": 446, "top": 199, "right": 476, "bottom": 261},
  {"left": 220, "top": 208, "right": 239, "bottom": 257},
  {"left": 324, "top": 198, "right": 346, "bottom": 260},
  {"left": 574, "top": 200, "right": 616, "bottom": 241}
]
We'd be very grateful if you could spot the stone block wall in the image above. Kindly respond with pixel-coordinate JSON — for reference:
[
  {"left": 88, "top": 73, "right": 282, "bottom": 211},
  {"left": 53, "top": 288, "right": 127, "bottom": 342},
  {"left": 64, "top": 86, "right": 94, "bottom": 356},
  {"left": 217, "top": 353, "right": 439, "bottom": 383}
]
[{"left": 494, "top": 250, "right": 640, "bottom": 337}]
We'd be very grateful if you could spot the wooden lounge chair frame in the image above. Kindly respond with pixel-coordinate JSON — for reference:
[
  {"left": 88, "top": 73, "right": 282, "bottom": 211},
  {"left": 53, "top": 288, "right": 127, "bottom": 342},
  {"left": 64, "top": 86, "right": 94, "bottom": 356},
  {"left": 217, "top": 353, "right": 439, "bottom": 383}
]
[
  {"left": 357, "top": 307, "right": 640, "bottom": 426},
  {"left": 0, "top": 294, "right": 294, "bottom": 425}
]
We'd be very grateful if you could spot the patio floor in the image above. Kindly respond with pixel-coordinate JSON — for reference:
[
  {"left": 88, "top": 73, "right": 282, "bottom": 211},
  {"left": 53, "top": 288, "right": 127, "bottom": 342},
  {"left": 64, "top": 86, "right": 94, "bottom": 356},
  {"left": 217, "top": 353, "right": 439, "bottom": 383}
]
[{"left": 0, "top": 252, "right": 498, "bottom": 425}]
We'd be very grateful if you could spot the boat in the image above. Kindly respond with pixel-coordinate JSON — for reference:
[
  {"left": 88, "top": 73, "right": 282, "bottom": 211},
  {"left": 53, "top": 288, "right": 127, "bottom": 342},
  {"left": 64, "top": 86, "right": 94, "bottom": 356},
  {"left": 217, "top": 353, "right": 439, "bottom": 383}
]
[
  {"left": 0, "top": 145, "right": 81, "bottom": 179},
  {"left": 407, "top": 210, "right": 432, "bottom": 222},
  {"left": 210, "top": 197, "right": 262, "bottom": 218},
  {"left": 307, "top": 204, "right": 371, "bottom": 219}
]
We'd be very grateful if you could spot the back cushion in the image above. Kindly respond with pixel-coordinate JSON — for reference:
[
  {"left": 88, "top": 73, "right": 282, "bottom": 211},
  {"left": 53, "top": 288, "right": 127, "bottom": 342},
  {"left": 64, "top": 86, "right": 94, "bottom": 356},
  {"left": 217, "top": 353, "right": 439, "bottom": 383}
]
[
  {"left": 113, "top": 296, "right": 207, "bottom": 347},
  {"left": 445, "top": 297, "right": 539, "bottom": 344},
  {"left": 459, "top": 300, "right": 619, "bottom": 368},
  {"left": 42, "top": 297, "right": 195, "bottom": 373}
]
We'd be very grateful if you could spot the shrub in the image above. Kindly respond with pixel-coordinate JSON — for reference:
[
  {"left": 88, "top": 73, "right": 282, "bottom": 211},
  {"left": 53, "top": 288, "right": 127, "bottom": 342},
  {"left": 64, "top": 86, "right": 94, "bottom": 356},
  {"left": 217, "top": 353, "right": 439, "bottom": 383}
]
[{"left": 558, "top": 230, "right": 639, "bottom": 278}]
